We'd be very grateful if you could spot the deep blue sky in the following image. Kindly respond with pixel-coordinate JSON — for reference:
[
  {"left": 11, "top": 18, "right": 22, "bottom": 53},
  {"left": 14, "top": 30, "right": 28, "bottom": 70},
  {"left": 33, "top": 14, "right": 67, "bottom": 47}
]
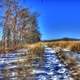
[
  {"left": 0, "top": 0, "right": 80, "bottom": 40},
  {"left": 22, "top": 0, "right": 80, "bottom": 40}
]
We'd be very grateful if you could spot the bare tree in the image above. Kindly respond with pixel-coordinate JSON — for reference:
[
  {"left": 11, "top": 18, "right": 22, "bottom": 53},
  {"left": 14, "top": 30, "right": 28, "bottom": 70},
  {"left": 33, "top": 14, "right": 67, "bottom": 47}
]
[
  {"left": 1, "top": 0, "right": 20, "bottom": 49},
  {"left": 0, "top": 0, "right": 41, "bottom": 50}
]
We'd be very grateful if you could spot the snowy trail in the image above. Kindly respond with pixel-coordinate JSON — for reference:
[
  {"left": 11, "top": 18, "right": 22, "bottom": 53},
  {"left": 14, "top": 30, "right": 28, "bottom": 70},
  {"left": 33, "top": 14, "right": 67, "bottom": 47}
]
[
  {"left": 0, "top": 47, "right": 72, "bottom": 80},
  {"left": 32, "top": 47, "right": 71, "bottom": 80}
]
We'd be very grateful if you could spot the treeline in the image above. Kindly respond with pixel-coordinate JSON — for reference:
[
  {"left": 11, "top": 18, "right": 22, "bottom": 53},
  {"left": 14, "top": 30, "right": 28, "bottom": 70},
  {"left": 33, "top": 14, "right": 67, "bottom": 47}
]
[
  {"left": 0, "top": 0, "right": 40, "bottom": 50},
  {"left": 42, "top": 37, "right": 80, "bottom": 42}
]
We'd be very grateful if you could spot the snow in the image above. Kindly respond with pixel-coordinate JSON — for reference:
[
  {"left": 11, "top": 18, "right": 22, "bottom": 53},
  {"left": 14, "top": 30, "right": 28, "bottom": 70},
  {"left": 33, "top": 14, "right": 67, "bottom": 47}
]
[
  {"left": 62, "top": 48, "right": 70, "bottom": 51},
  {"left": 0, "top": 47, "right": 72, "bottom": 80}
]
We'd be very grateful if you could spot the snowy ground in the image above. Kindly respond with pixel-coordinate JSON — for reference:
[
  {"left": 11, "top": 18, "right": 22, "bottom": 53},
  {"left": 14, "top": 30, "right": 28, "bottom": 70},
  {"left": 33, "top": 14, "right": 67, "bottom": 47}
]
[
  {"left": 0, "top": 47, "right": 74, "bottom": 80},
  {"left": 32, "top": 47, "right": 72, "bottom": 80}
]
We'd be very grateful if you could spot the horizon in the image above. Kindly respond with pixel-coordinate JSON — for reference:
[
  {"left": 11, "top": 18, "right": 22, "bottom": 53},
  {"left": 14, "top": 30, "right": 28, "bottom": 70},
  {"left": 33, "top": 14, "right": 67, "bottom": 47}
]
[{"left": 0, "top": 0, "right": 80, "bottom": 40}]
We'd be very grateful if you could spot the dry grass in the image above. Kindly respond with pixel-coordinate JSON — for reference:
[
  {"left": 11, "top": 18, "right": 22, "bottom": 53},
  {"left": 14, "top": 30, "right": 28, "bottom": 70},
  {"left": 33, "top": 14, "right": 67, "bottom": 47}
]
[
  {"left": 1, "top": 42, "right": 44, "bottom": 79},
  {"left": 0, "top": 42, "right": 44, "bottom": 53},
  {"left": 43, "top": 41, "right": 80, "bottom": 51},
  {"left": 54, "top": 48, "right": 80, "bottom": 80},
  {"left": 42, "top": 41, "right": 80, "bottom": 80},
  {"left": 27, "top": 42, "right": 44, "bottom": 59}
]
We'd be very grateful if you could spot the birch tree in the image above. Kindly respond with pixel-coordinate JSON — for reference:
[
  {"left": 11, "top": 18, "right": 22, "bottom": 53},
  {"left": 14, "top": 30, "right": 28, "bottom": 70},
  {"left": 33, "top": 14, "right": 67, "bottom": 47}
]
[{"left": 0, "top": 0, "right": 41, "bottom": 50}]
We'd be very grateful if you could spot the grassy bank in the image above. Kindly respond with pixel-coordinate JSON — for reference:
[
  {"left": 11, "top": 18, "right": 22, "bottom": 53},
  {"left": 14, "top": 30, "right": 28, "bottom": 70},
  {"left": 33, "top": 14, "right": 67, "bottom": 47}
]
[
  {"left": 0, "top": 42, "right": 44, "bottom": 53},
  {"left": 0, "top": 42, "right": 44, "bottom": 78},
  {"left": 42, "top": 41, "right": 80, "bottom": 79},
  {"left": 55, "top": 49, "right": 80, "bottom": 80},
  {"left": 43, "top": 41, "right": 80, "bottom": 51}
]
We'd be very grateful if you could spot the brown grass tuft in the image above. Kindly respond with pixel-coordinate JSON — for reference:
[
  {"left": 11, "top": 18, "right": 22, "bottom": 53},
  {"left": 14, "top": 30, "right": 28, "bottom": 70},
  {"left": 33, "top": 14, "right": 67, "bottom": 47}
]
[{"left": 44, "top": 41, "right": 80, "bottom": 51}]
